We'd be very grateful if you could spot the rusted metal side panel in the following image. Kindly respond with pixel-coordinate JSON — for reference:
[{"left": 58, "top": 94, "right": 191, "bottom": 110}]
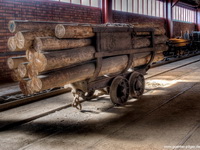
[{"left": 100, "top": 32, "right": 132, "bottom": 51}]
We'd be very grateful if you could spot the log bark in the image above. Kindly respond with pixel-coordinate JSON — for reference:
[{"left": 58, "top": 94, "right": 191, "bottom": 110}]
[
  {"left": 29, "top": 52, "right": 164, "bottom": 93},
  {"left": 7, "top": 36, "right": 21, "bottom": 51},
  {"left": 7, "top": 56, "right": 27, "bottom": 70},
  {"left": 133, "top": 22, "right": 163, "bottom": 28},
  {"left": 15, "top": 30, "right": 54, "bottom": 50},
  {"left": 8, "top": 20, "right": 83, "bottom": 33},
  {"left": 154, "top": 35, "right": 168, "bottom": 44},
  {"left": 30, "top": 55, "right": 128, "bottom": 92},
  {"left": 34, "top": 37, "right": 92, "bottom": 52},
  {"left": 17, "top": 62, "right": 29, "bottom": 78},
  {"left": 55, "top": 24, "right": 95, "bottom": 39},
  {"left": 8, "top": 20, "right": 69, "bottom": 33},
  {"left": 133, "top": 53, "right": 164, "bottom": 67},
  {"left": 34, "top": 46, "right": 96, "bottom": 73},
  {"left": 132, "top": 38, "right": 150, "bottom": 49},
  {"left": 135, "top": 27, "right": 166, "bottom": 36},
  {"left": 132, "top": 35, "right": 168, "bottom": 49},
  {"left": 31, "top": 44, "right": 167, "bottom": 74},
  {"left": 155, "top": 44, "right": 169, "bottom": 53}
]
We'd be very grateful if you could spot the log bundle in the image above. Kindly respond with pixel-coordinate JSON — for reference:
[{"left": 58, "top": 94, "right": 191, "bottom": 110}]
[{"left": 7, "top": 20, "right": 168, "bottom": 95}]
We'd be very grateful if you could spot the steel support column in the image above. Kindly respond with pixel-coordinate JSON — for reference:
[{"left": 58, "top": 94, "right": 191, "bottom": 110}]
[
  {"left": 165, "top": 0, "right": 173, "bottom": 38},
  {"left": 102, "top": 0, "right": 113, "bottom": 23},
  {"left": 197, "top": 9, "right": 200, "bottom": 31}
]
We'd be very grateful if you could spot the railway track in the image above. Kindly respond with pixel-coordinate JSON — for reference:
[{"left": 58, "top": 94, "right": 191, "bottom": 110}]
[
  {"left": 0, "top": 54, "right": 200, "bottom": 131},
  {"left": 1, "top": 52, "right": 199, "bottom": 112}
]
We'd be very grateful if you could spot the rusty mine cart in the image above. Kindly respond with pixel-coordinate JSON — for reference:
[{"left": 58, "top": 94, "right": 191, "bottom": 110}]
[{"left": 70, "top": 26, "right": 155, "bottom": 110}]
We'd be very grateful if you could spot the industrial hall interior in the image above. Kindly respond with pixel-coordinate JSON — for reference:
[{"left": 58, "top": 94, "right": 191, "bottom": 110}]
[{"left": 0, "top": 0, "right": 200, "bottom": 150}]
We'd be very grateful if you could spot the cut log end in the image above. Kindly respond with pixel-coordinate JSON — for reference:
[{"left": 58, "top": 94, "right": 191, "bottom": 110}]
[
  {"left": 7, "top": 37, "right": 17, "bottom": 51},
  {"left": 26, "top": 49, "right": 36, "bottom": 63},
  {"left": 31, "top": 77, "right": 43, "bottom": 92},
  {"left": 18, "top": 63, "right": 28, "bottom": 78},
  {"left": 11, "top": 69, "right": 21, "bottom": 82},
  {"left": 34, "top": 52, "right": 47, "bottom": 72},
  {"left": 8, "top": 20, "right": 16, "bottom": 33},
  {"left": 33, "top": 37, "right": 43, "bottom": 52},
  {"left": 15, "top": 31, "right": 25, "bottom": 49},
  {"left": 19, "top": 80, "right": 33, "bottom": 95},
  {"left": 7, "top": 57, "right": 14, "bottom": 70},
  {"left": 27, "top": 63, "right": 39, "bottom": 79},
  {"left": 55, "top": 24, "right": 65, "bottom": 38}
]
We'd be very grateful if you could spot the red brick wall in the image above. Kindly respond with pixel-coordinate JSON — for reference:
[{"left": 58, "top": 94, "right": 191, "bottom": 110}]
[
  {"left": 0, "top": 0, "right": 101, "bottom": 82},
  {"left": 113, "top": 11, "right": 166, "bottom": 27},
  {"left": 173, "top": 21, "right": 196, "bottom": 37}
]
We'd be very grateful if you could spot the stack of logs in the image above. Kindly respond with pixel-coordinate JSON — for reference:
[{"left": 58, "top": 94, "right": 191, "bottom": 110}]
[{"left": 7, "top": 20, "right": 168, "bottom": 95}]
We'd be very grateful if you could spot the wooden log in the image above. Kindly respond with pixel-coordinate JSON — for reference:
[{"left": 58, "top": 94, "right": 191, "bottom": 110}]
[
  {"left": 19, "top": 80, "right": 33, "bottom": 95},
  {"left": 29, "top": 52, "right": 163, "bottom": 93},
  {"left": 30, "top": 55, "right": 128, "bottom": 92},
  {"left": 10, "top": 69, "right": 21, "bottom": 82},
  {"left": 155, "top": 44, "right": 169, "bottom": 53},
  {"left": 132, "top": 38, "right": 150, "bottom": 49},
  {"left": 135, "top": 27, "right": 166, "bottom": 36},
  {"left": 32, "top": 44, "right": 167, "bottom": 74},
  {"left": 133, "top": 53, "right": 164, "bottom": 67},
  {"left": 55, "top": 24, "right": 95, "bottom": 39},
  {"left": 17, "top": 62, "right": 29, "bottom": 78},
  {"left": 133, "top": 22, "right": 163, "bottom": 28},
  {"left": 15, "top": 30, "right": 54, "bottom": 51},
  {"left": 7, "top": 56, "right": 27, "bottom": 70},
  {"left": 7, "top": 36, "right": 21, "bottom": 51},
  {"left": 34, "top": 46, "right": 96, "bottom": 73},
  {"left": 34, "top": 37, "right": 92, "bottom": 52},
  {"left": 154, "top": 35, "right": 168, "bottom": 44},
  {"left": 133, "top": 23, "right": 166, "bottom": 35},
  {"left": 27, "top": 63, "right": 38, "bottom": 79},
  {"left": 132, "top": 35, "right": 168, "bottom": 49},
  {"left": 26, "top": 48, "right": 37, "bottom": 63},
  {"left": 8, "top": 20, "right": 71, "bottom": 33}
]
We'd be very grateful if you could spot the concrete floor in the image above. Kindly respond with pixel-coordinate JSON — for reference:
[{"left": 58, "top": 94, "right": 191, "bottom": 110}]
[{"left": 0, "top": 56, "right": 200, "bottom": 150}]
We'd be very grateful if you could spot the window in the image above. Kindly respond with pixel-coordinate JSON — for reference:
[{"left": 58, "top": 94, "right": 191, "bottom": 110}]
[
  {"left": 112, "top": 0, "right": 165, "bottom": 18},
  {"left": 173, "top": 6, "right": 196, "bottom": 23},
  {"left": 59, "top": 0, "right": 101, "bottom": 8}
]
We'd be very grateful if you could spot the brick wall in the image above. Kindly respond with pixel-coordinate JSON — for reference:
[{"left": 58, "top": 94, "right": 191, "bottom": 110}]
[
  {"left": 173, "top": 21, "right": 196, "bottom": 37},
  {"left": 0, "top": 0, "right": 102, "bottom": 83},
  {"left": 113, "top": 11, "right": 166, "bottom": 27}
]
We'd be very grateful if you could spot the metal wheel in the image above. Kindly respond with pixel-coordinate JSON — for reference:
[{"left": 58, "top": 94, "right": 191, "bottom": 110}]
[
  {"left": 110, "top": 76, "right": 130, "bottom": 105},
  {"left": 129, "top": 72, "right": 145, "bottom": 98}
]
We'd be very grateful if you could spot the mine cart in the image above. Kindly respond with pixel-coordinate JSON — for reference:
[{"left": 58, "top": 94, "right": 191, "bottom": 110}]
[
  {"left": 165, "top": 38, "right": 191, "bottom": 57},
  {"left": 70, "top": 26, "right": 155, "bottom": 110}
]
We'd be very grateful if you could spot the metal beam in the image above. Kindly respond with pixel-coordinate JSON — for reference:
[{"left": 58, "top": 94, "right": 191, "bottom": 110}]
[
  {"left": 172, "top": 0, "right": 180, "bottom": 7},
  {"left": 102, "top": 0, "right": 113, "bottom": 23},
  {"left": 165, "top": 0, "right": 173, "bottom": 38}
]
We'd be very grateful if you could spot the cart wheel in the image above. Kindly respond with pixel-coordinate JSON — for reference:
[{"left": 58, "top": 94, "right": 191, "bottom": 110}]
[
  {"left": 81, "top": 90, "right": 95, "bottom": 101},
  {"left": 129, "top": 72, "right": 145, "bottom": 98},
  {"left": 110, "top": 76, "right": 130, "bottom": 105}
]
